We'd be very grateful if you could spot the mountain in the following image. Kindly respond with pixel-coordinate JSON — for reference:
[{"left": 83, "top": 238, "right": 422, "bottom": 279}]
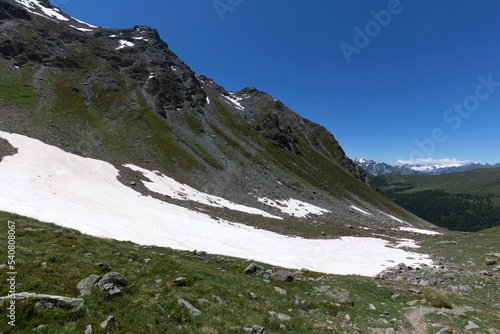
[
  {"left": 355, "top": 158, "right": 500, "bottom": 176},
  {"left": 0, "top": 0, "right": 434, "bottom": 233},
  {"left": 353, "top": 158, "right": 424, "bottom": 176},
  {"left": 1, "top": 2, "right": 500, "bottom": 332}
]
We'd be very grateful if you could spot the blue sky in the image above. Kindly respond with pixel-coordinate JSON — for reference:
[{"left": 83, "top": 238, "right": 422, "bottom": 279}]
[{"left": 55, "top": 0, "right": 500, "bottom": 165}]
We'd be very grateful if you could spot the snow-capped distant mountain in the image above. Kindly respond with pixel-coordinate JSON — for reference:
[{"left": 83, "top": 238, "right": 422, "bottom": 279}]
[
  {"left": 355, "top": 159, "right": 500, "bottom": 176},
  {"left": 354, "top": 159, "right": 424, "bottom": 176}
]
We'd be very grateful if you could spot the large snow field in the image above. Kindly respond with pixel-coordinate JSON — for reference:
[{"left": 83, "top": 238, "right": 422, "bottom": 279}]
[{"left": 0, "top": 131, "right": 434, "bottom": 276}]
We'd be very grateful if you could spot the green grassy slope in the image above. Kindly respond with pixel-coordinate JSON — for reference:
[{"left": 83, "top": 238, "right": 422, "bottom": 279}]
[{"left": 1, "top": 212, "right": 498, "bottom": 333}]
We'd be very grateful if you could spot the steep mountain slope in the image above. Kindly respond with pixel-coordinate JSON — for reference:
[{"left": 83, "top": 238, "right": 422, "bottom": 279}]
[{"left": 0, "top": 0, "right": 433, "bottom": 232}]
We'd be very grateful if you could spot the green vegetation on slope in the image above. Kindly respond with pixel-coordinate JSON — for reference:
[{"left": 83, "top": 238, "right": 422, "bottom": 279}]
[
  {"left": 372, "top": 169, "right": 500, "bottom": 232},
  {"left": 0, "top": 212, "right": 499, "bottom": 333}
]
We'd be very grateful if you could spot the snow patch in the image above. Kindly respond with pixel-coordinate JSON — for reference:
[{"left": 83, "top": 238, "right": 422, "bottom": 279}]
[
  {"left": 116, "top": 40, "right": 135, "bottom": 50},
  {"left": 223, "top": 93, "right": 245, "bottom": 111},
  {"left": 69, "top": 25, "right": 93, "bottom": 32},
  {"left": 379, "top": 211, "right": 412, "bottom": 226},
  {"left": 124, "top": 164, "right": 281, "bottom": 220},
  {"left": 398, "top": 227, "right": 442, "bottom": 236},
  {"left": 0, "top": 131, "right": 434, "bottom": 277},
  {"left": 350, "top": 205, "right": 371, "bottom": 216},
  {"left": 259, "top": 198, "right": 330, "bottom": 218}
]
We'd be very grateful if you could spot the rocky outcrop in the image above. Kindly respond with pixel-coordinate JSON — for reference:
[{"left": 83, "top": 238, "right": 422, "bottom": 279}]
[{"left": 0, "top": 292, "right": 84, "bottom": 312}]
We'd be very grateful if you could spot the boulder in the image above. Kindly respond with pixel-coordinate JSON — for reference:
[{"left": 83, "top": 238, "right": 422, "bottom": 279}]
[
  {"left": 0, "top": 293, "right": 84, "bottom": 312},
  {"left": 244, "top": 262, "right": 263, "bottom": 274},
  {"left": 271, "top": 270, "right": 295, "bottom": 282},
  {"left": 77, "top": 272, "right": 127, "bottom": 297},
  {"left": 178, "top": 298, "right": 201, "bottom": 317}
]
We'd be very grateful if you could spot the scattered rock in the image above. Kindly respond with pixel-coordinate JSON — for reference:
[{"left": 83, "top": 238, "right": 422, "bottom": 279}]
[
  {"left": 465, "top": 321, "right": 479, "bottom": 329},
  {"left": 274, "top": 287, "right": 287, "bottom": 295},
  {"left": 485, "top": 259, "right": 497, "bottom": 266},
  {"left": 0, "top": 292, "right": 84, "bottom": 312},
  {"left": 244, "top": 262, "right": 263, "bottom": 274},
  {"left": 77, "top": 272, "right": 127, "bottom": 297},
  {"left": 271, "top": 270, "right": 295, "bottom": 282},
  {"left": 314, "top": 323, "right": 327, "bottom": 329},
  {"left": 393, "top": 263, "right": 407, "bottom": 271},
  {"left": 252, "top": 325, "right": 265, "bottom": 333},
  {"left": 334, "top": 291, "right": 354, "bottom": 306},
  {"left": 100, "top": 315, "right": 115, "bottom": 329},
  {"left": 178, "top": 298, "right": 201, "bottom": 317}
]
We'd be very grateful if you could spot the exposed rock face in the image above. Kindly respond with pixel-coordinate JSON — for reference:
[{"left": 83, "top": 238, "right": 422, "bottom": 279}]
[{"left": 0, "top": 292, "right": 84, "bottom": 312}]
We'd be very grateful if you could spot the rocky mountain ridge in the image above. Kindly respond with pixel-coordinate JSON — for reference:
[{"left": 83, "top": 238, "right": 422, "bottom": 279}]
[
  {"left": 0, "top": 0, "right": 431, "bottom": 230},
  {"left": 355, "top": 158, "right": 500, "bottom": 176}
]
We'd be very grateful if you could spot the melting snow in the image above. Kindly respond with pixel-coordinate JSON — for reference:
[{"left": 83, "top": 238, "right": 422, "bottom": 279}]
[
  {"left": 0, "top": 131, "right": 434, "bottom": 277},
  {"left": 350, "top": 205, "right": 371, "bottom": 216},
  {"left": 399, "top": 227, "right": 441, "bottom": 235},
  {"left": 116, "top": 40, "right": 135, "bottom": 50},
  {"left": 223, "top": 93, "right": 245, "bottom": 111},
  {"left": 379, "top": 211, "right": 412, "bottom": 226},
  {"left": 259, "top": 198, "right": 330, "bottom": 218},
  {"left": 69, "top": 25, "right": 93, "bottom": 32},
  {"left": 124, "top": 164, "right": 281, "bottom": 220}
]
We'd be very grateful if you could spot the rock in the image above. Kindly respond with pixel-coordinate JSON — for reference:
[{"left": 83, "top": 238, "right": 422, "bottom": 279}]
[
  {"left": 0, "top": 292, "right": 84, "bottom": 312},
  {"left": 95, "top": 263, "right": 112, "bottom": 273},
  {"left": 99, "top": 272, "right": 128, "bottom": 288},
  {"left": 77, "top": 272, "right": 127, "bottom": 297},
  {"left": 252, "top": 325, "right": 265, "bottom": 333},
  {"left": 276, "top": 313, "right": 291, "bottom": 322},
  {"left": 436, "top": 328, "right": 453, "bottom": 334},
  {"left": 271, "top": 270, "right": 295, "bottom": 282},
  {"left": 244, "top": 262, "right": 263, "bottom": 274},
  {"left": 369, "top": 303, "right": 376, "bottom": 310},
  {"left": 485, "top": 259, "right": 497, "bottom": 266},
  {"left": 314, "top": 323, "right": 327, "bottom": 329},
  {"left": 334, "top": 291, "right": 354, "bottom": 306},
  {"left": 178, "top": 298, "right": 201, "bottom": 317},
  {"left": 407, "top": 300, "right": 421, "bottom": 306},
  {"left": 100, "top": 315, "right": 115, "bottom": 329},
  {"left": 465, "top": 321, "right": 479, "bottom": 329},
  {"left": 24, "top": 227, "right": 45, "bottom": 232},
  {"left": 386, "top": 329, "right": 396, "bottom": 334},
  {"left": 393, "top": 263, "right": 407, "bottom": 271},
  {"left": 196, "top": 251, "right": 207, "bottom": 257},
  {"left": 344, "top": 314, "right": 351, "bottom": 321},
  {"left": 84, "top": 324, "right": 92, "bottom": 334},
  {"left": 274, "top": 287, "right": 287, "bottom": 295},
  {"left": 243, "top": 328, "right": 253, "bottom": 333},
  {"left": 487, "top": 252, "right": 500, "bottom": 258},
  {"left": 77, "top": 275, "right": 101, "bottom": 296},
  {"left": 250, "top": 292, "right": 258, "bottom": 299},
  {"left": 173, "top": 277, "right": 188, "bottom": 286},
  {"left": 198, "top": 299, "right": 210, "bottom": 305},
  {"left": 101, "top": 283, "right": 122, "bottom": 297}
]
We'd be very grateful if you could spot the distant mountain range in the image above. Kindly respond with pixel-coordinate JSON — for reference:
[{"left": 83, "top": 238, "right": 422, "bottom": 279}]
[{"left": 354, "top": 158, "right": 500, "bottom": 176}]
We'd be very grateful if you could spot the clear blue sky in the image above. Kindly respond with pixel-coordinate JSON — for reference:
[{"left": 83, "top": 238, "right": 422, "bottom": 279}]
[{"left": 55, "top": 0, "right": 500, "bottom": 165}]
